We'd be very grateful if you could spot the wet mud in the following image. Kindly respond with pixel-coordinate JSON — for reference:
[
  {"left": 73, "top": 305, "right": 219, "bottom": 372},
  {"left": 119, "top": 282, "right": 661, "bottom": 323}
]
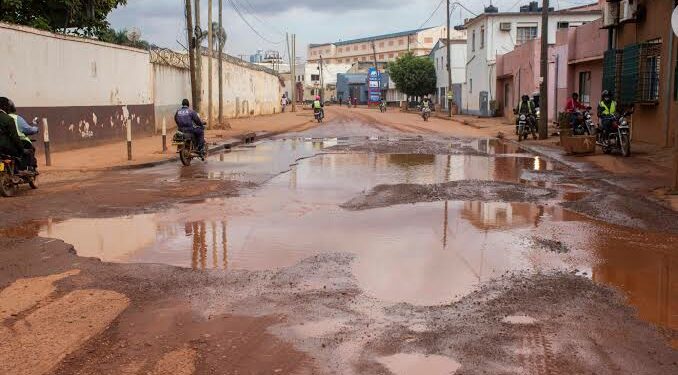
[
  {"left": 1, "top": 116, "right": 677, "bottom": 374},
  {"left": 340, "top": 181, "right": 557, "bottom": 211}
]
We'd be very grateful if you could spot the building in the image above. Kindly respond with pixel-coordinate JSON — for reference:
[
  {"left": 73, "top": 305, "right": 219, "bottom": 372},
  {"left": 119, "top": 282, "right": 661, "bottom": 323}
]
[
  {"left": 600, "top": 0, "right": 677, "bottom": 148},
  {"left": 336, "top": 72, "right": 390, "bottom": 104},
  {"left": 462, "top": 2, "right": 601, "bottom": 116},
  {"left": 429, "top": 37, "right": 467, "bottom": 111},
  {"left": 307, "top": 27, "right": 449, "bottom": 65}
]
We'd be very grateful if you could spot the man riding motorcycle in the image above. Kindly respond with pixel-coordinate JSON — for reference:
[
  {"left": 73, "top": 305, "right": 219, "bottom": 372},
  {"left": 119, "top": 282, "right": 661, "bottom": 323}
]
[
  {"left": 565, "top": 92, "right": 587, "bottom": 129},
  {"left": 313, "top": 95, "right": 324, "bottom": 118},
  {"left": 0, "top": 97, "right": 27, "bottom": 171},
  {"left": 174, "top": 99, "right": 206, "bottom": 156},
  {"left": 597, "top": 90, "right": 617, "bottom": 144},
  {"left": 516, "top": 94, "right": 537, "bottom": 127}
]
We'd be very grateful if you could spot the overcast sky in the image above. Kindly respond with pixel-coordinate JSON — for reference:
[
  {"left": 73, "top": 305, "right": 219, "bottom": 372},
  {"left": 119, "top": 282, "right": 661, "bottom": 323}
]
[{"left": 108, "top": 0, "right": 596, "bottom": 60}]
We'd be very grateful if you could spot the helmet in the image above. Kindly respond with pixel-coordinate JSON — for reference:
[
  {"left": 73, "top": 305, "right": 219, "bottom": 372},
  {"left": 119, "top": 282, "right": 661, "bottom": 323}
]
[
  {"left": 315, "top": 96, "right": 320, "bottom": 100},
  {"left": 602, "top": 90, "right": 610, "bottom": 98},
  {"left": 522, "top": 94, "right": 529, "bottom": 101}
]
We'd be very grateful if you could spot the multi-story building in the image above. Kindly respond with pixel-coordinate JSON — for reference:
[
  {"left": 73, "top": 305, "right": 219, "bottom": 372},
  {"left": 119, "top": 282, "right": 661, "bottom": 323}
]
[
  {"left": 462, "top": 2, "right": 601, "bottom": 116},
  {"left": 429, "top": 37, "right": 467, "bottom": 111},
  {"left": 600, "top": 0, "right": 677, "bottom": 149}
]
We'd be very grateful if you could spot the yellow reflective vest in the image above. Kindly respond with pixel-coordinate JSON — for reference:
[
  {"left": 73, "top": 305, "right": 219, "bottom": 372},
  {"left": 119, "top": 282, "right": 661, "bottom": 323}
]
[
  {"left": 599, "top": 100, "right": 616, "bottom": 116},
  {"left": 8, "top": 114, "right": 31, "bottom": 143}
]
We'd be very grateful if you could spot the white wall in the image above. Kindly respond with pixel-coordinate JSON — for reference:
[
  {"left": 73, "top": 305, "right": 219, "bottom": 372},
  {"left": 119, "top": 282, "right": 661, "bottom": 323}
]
[{"left": 153, "top": 64, "right": 191, "bottom": 132}]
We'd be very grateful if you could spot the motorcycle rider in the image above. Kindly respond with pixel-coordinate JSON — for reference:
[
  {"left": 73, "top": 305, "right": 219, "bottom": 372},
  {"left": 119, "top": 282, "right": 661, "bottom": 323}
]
[
  {"left": 565, "top": 92, "right": 587, "bottom": 129},
  {"left": 6, "top": 100, "right": 38, "bottom": 170},
  {"left": 0, "top": 97, "right": 26, "bottom": 170},
  {"left": 515, "top": 94, "right": 537, "bottom": 128},
  {"left": 174, "top": 99, "right": 206, "bottom": 156},
  {"left": 313, "top": 95, "right": 324, "bottom": 119},
  {"left": 597, "top": 90, "right": 617, "bottom": 143}
]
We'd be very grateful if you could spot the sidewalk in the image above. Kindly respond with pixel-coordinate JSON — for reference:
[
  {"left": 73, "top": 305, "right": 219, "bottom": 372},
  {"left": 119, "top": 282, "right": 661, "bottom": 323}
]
[{"left": 37, "top": 111, "right": 314, "bottom": 173}]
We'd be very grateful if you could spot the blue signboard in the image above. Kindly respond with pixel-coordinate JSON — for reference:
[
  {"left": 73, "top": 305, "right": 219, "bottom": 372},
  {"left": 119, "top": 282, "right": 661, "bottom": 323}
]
[{"left": 367, "top": 67, "right": 381, "bottom": 105}]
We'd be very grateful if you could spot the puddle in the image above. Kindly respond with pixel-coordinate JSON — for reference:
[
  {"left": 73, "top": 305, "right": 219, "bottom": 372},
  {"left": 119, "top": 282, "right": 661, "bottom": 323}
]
[
  {"left": 377, "top": 353, "right": 461, "bottom": 375},
  {"left": 502, "top": 315, "right": 538, "bottom": 325},
  {"left": 31, "top": 139, "right": 678, "bottom": 333}
]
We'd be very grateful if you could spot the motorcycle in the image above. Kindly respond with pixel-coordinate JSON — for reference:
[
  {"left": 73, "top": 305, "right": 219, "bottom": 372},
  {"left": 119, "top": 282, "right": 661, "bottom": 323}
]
[
  {"left": 0, "top": 154, "right": 37, "bottom": 197},
  {"left": 172, "top": 124, "right": 206, "bottom": 166},
  {"left": 420, "top": 106, "right": 431, "bottom": 121},
  {"left": 571, "top": 107, "right": 595, "bottom": 135},
  {"left": 379, "top": 102, "right": 387, "bottom": 113},
  {"left": 314, "top": 109, "right": 324, "bottom": 123},
  {"left": 514, "top": 110, "right": 537, "bottom": 141},
  {"left": 598, "top": 109, "right": 633, "bottom": 157}
]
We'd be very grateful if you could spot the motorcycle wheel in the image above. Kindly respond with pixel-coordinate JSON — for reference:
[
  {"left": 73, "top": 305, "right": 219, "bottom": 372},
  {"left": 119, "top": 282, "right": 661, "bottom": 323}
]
[
  {"left": 29, "top": 176, "right": 37, "bottom": 190},
  {"left": 180, "top": 147, "right": 192, "bottom": 166},
  {"left": 0, "top": 174, "right": 16, "bottom": 197},
  {"left": 518, "top": 132, "right": 523, "bottom": 142},
  {"left": 621, "top": 134, "right": 631, "bottom": 157}
]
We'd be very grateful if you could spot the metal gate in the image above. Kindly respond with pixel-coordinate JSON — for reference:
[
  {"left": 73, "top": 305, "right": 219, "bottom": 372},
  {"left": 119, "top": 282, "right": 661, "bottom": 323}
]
[{"left": 479, "top": 91, "right": 489, "bottom": 117}]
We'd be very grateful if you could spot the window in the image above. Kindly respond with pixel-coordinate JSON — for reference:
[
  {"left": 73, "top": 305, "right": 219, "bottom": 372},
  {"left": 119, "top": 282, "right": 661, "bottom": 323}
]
[
  {"left": 379, "top": 42, "right": 385, "bottom": 48},
  {"left": 472, "top": 30, "right": 476, "bottom": 52},
  {"left": 362, "top": 44, "right": 367, "bottom": 50},
  {"left": 578, "top": 71, "right": 592, "bottom": 104},
  {"left": 469, "top": 79, "right": 473, "bottom": 93},
  {"left": 311, "top": 74, "right": 320, "bottom": 81},
  {"left": 424, "top": 37, "right": 433, "bottom": 43},
  {"left": 557, "top": 22, "right": 569, "bottom": 29},
  {"left": 399, "top": 39, "right": 405, "bottom": 46},
  {"left": 353, "top": 45, "right": 358, "bottom": 51},
  {"left": 388, "top": 40, "right": 394, "bottom": 46},
  {"left": 480, "top": 26, "right": 485, "bottom": 49},
  {"left": 388, "top": 53, "right": 394, "bottom": 58},
  {"left": 378, "top": 54, "right": 384, "bottom": 60},
  {"left": 338, "top": 47, "right": 343, "bottom": 53},
  {"left": 637, "top": 41, "right": 662, "bottom": 103},
  {"left": 516, "top": 26, "right": 538, "bottom": 45}
]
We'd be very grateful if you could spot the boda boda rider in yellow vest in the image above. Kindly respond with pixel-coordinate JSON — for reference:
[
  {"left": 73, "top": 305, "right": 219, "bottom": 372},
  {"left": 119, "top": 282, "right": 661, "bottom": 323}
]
[{"left": 597, "top": 90, "right": 617, "bottom": 139}]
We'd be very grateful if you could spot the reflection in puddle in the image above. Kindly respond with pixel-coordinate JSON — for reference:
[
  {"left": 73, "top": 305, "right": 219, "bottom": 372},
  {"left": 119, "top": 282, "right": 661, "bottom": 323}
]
[
  {"left": 377, "top": 353, "right": 461, "bottom": 375},
  {"left": 34, "top": 140, "right": 677, "bottom": 335}
]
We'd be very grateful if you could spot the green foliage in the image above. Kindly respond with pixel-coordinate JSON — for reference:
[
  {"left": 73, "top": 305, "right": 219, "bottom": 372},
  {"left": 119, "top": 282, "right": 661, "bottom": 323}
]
[
  {"left": 98, "top": 27, "right": 150, "bottom": 49},
  {"left": 0, "top": 0, "right": 127, "bottom": 35},
  {"left": 387, "top": 53, "right": 437, "bottom": 99}
]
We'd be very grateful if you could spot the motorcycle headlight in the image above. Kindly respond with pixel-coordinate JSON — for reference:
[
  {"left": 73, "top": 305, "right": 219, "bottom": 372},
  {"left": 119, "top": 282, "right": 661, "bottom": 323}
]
[
  {"left": 519, "top": 114, "right": 526, "bottom": 121},
  {"left": 621, "top": 119, "right": 628, "bottom": 126}
]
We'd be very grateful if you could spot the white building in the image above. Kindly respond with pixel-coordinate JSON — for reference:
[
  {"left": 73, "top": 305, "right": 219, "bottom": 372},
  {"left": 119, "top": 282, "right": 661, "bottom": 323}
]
[
  {"left": 462, "top": 2, "right": 600, "bottom": 116},
  {"left": 429, "top": 37, "right": 467, "bottom": 110}
]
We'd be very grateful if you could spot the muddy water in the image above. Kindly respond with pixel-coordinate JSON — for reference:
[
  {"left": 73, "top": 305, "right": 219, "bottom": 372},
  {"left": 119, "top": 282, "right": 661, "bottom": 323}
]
[{"left": 35, "top": 140, "right": 677, "bottom": 334}]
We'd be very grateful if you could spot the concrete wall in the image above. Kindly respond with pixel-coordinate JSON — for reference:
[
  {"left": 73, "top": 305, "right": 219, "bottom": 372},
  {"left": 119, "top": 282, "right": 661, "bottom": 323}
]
[
  {"left": 0, "top": 22, "right": 284, "bottom": 149},
  {"left": 198, "top": 54, "right": 283, "bottom": 120},
  {"left": 0, "top": 22, "right": 154, "bottom": 150},
  {"left": 153, "top": 64, "right": 191, "bottom": 133}
]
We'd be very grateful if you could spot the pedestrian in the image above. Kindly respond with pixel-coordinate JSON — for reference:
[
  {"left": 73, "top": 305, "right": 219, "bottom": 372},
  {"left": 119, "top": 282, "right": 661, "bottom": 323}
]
[{"left": 281, "top": 95, "right": 288, "bottom": 113}]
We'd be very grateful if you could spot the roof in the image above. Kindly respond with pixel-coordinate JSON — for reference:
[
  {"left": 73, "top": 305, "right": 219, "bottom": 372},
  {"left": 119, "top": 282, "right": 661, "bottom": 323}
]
[
  {"left": 463, "top": 3, "right": 601, "bottom": 27},
  {"left": 310, "top": 27, "right": 436, "bottom": 49},
  {"left": 428, "top": 38, "right": 467, "bottom": 57}
]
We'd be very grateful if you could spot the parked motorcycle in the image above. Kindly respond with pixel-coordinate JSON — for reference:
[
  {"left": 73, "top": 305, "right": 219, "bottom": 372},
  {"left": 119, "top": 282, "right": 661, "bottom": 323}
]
[
  {"left": 173, "top": 124, "right": 206, "bottom": 166},
  {"left": 514, "top": 110, "right": 537, "bottom": 141},
  {"left": 0, "top": 154, "right": 37, "bottom": 197},
  {"left": 314, "top": 109, "right": 324, "bottom": 123},
  {"left": 598, "top": 109, "right": 632, "bottom": 157}
]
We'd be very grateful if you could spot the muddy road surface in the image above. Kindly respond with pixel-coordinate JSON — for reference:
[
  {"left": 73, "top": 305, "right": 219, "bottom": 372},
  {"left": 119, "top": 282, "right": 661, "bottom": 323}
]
[{"left": 1, "top": 107, "right": 677, "bottom": 375}]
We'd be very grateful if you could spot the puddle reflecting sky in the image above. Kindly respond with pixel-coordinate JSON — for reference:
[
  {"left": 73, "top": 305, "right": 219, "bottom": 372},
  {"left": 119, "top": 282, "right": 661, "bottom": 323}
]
[{"left": 35, "top": 140, "right": 677, "bottom": 334}]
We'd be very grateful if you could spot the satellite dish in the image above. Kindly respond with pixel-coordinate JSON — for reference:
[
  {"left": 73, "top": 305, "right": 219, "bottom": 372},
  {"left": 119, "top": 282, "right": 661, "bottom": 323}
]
[{"left": 126, "top": 27, "right": 141, "bottom": 42}]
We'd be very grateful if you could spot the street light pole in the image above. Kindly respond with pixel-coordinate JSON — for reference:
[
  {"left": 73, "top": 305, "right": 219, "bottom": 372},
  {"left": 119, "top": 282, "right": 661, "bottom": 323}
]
[
  {"left": 447, "top": 0, "right": 452, "bottom": 117},
  {"left": 538, "top": 0, "right": 549, "bottom": 139},
  {"left": 184, "top": 0, "right": 197, "bottom": 106},
  {"left": 207, "top": 0, "right": 213, "bottom": 129}
]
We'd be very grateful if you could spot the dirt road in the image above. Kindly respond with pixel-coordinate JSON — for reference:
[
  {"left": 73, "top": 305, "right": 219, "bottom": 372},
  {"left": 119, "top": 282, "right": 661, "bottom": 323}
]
[{"left": 1, "top": 107, "right": 676, "bottom": 375}]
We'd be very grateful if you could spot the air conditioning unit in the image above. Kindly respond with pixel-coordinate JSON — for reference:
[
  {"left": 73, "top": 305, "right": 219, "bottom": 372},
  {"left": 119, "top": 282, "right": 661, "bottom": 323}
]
[
  {"left": 619, "top": 0, "right": 638, "bottom": 22},
  {"left": 602, "top": 1, "right": 620, "bottom": 27},
  {"left": 499, "top": 22, "right": 512, "bottom": 31}
]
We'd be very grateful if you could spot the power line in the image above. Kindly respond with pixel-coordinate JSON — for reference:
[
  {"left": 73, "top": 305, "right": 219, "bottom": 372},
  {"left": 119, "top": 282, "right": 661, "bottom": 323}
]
[
  {"left": 227, "top": 0, "right": 283, "bottom": 45},
  {"left": 418, "top": 0, "right": 446, "bottom": 29},
  {"left": 234, "top": 0, "right": 286, "bottom": 36}
]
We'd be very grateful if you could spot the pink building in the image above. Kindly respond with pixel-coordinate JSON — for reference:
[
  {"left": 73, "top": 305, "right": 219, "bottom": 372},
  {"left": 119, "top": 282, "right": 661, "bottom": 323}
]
[{"left": 496, "top": 18, "right": 607, "bottom": 123}]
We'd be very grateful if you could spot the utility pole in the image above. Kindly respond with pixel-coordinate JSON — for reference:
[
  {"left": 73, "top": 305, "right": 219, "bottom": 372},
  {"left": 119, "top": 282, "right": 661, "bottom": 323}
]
[
  {"left": 538, "top": 0, "right": 549, "bottom": 139},
  {"left": 207, "top": 0, "right": 213, "bottom": 129},
  {"left": 218, "top": 0, "right": 225, "bottom": 127},
  {"left": 292, "top": 34, "right": 297, "bottom": 111},
  {"left": 185, "top": 0, "right": 197, "bottom": 106},
  {"left": 194, "top": 0, "right": 203, "bottom": 111},
  {"left": 446, "top": 0, "right": 452, "bottom": 117},
  {"left": 319, "top": 55, "right": 325, "bottom": 102}
]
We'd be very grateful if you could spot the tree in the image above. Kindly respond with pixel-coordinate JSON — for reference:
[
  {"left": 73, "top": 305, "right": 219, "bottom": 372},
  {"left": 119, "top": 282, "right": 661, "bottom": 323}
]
[
  {"left": 0, "top": 0, "right": 127, "bottom": 36},
  {"left": 98, "top": 27, "right": 150, "bottom": 49},
  {"left": 387, "top": 53, "right": 437, "bottom": 100}
]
